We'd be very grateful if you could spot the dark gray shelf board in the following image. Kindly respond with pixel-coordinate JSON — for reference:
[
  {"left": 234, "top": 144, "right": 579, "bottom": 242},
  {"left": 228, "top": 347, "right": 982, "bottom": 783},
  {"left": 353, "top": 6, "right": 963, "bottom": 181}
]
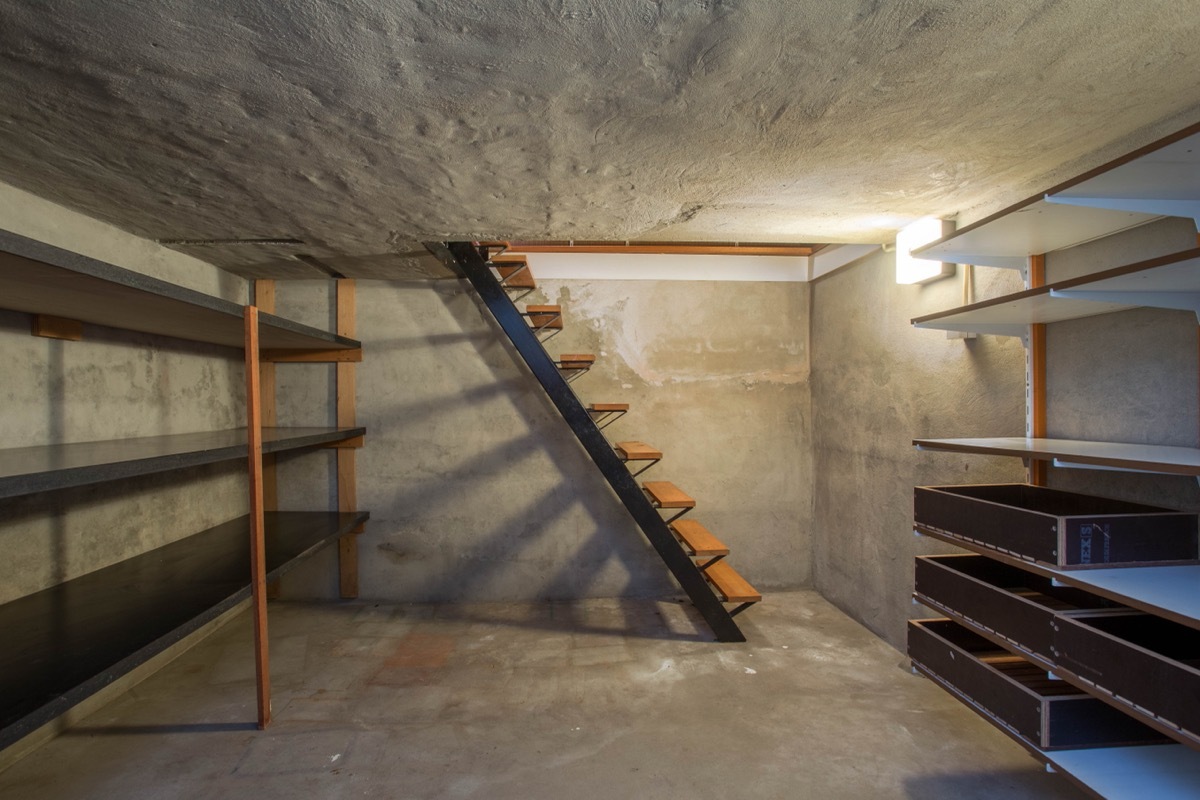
[
  {"left": 0, "top": 510, "right": 369, "bottom": 751},
  {"left": 0, "top": 229, "right": 359, "bottom": 351},
  {"left": 0, "top": 427, "right": 366, "bottom": 500}
]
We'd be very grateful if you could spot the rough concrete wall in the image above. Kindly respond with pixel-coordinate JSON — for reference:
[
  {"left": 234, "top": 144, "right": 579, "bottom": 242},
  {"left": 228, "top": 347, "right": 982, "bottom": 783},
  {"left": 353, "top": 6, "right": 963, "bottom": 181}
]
[
  {"left": 0, "top": 181, "right": 249, "bottom": 604},
  {"left": 276, "top": 276, "right": 811, "bottom": 602},
  {"left": 270, "top": 280, "right": 339, "bottom": 551},
  {"left": 1043, "top": 217, "right": 1200, "bottom": 511},
  {"left": 810, "top": 251, "right": 1027, "bottom": 649}
]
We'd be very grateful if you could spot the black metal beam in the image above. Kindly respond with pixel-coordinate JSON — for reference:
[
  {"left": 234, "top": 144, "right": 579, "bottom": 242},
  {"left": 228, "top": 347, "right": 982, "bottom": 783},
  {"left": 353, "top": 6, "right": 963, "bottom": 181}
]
[{"left": 427, "top": 241, "right": 745, "bottom": 642}]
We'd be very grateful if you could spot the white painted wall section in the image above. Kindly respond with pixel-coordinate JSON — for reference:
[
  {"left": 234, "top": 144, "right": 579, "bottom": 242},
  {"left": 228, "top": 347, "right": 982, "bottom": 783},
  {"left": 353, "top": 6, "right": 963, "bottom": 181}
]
[{"left": 518, "top": 253, "right": 810, "bottom": 282}]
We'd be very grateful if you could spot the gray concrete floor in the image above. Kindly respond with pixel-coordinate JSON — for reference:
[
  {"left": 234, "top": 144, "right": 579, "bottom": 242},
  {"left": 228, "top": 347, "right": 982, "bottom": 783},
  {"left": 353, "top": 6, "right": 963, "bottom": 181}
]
[{"left": 0, "top": 591, "right": 1082, "bottom": 799}]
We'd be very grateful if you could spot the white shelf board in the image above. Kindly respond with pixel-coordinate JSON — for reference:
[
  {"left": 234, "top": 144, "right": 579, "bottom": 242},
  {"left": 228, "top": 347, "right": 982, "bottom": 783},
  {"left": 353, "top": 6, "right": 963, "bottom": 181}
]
[
  {"left": 912, "top": 128, "right": 1200, "bottom": 269},
  {"left": 912, "top": 437, "right": 1200, "bottom": 476},
  {"left": 912, "top": 250, "right": 1200, "bottom": 334},
  {"left": 912, "top": 289, "right": 1132, "bottom": 335},
  {"left": 1050, "top": 253, "right": 1200, "bottom": 317},
  {"left": 920, "top": 652, "right": 1200, "bottom": 798},
  {"left": 915, "top": 529, "right": 1200, "bottom": 630},
  {"left": 1050, "top": 744, "right": 1200, "bottom": 800},
  {"left": 1055, "top": 564, "right": 1200, "bottom": 628},
  {"left": 1047, "top": 132, "right": 1200, "bottom": 226},
  {"left": 912, "top": 200, "right": 1157, "bottom": 269}
]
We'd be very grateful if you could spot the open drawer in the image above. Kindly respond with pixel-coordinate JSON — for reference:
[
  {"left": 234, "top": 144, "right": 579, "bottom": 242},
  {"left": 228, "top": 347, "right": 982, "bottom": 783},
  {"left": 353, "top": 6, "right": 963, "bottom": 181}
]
[
  {"left": 914, "top": 554, "right": 1122, "bottom": 660},
  {"left": 909, "top": 618, "right": 1166, "bottom": 750},
  {"left": 1055, "top": 610, "right": 1200, "bottom": 746},
  {"left": 914, "top": 484, "right": 1198, "bottom": 569}
]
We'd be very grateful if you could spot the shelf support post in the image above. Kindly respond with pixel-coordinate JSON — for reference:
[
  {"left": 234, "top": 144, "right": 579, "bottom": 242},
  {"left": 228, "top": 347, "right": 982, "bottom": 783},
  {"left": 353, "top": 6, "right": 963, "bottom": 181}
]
[
  {"left": 244, "top": 305, "right": 272, "bottom": 729},
  {"left": 1028, "top": 254, "right": 1048, "bottom": 487},
  {"left": 254, "top": 280, "right": 281, "bottom": 599},
  {"left": 336, "top": 279, "right": 361, "bottom": 599}
]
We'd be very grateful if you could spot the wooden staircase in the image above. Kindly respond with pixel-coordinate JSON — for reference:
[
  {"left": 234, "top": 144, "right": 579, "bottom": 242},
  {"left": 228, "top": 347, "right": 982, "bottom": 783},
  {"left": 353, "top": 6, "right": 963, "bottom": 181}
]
[{"left": 428, "top": 242, "right": 761, "bottom": 640}]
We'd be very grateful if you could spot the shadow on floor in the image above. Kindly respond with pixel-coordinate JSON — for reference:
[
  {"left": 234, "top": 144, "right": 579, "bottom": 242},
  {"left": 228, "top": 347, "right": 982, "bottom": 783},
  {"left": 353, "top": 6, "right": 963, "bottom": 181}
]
[
  {"left": 423, "top": 596, "right": 713, "bottom": 643},
  {"left": 63, "top": 721, "right": 257, "bottom": 736},
  {"left": 904, "top": 767, "right": 1085, "bottom": 799}
]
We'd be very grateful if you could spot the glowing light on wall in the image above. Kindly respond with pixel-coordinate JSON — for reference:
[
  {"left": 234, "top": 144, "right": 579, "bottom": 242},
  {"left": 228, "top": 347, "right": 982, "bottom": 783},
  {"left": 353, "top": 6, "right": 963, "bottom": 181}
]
[{"left": 895, "top": 217, "right": 955, "bottom": 284}]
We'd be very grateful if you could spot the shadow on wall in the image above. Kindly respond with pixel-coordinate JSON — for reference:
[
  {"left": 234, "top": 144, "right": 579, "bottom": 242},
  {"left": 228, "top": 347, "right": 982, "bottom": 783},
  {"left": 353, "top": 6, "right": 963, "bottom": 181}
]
[
  {"left": 903, "top": 769, "right": 1080, "bottom": 799},
  {"left": 356, "top": 282, "right": 690, "bottom": 638},
  {"left": 0, "top": 461, "right": 246, "bottom": 603}
]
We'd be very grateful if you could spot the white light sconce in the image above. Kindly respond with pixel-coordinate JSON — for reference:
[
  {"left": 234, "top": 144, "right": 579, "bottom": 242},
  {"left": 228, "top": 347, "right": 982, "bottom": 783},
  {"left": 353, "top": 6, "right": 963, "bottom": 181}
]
[{"left": 895, "top": 216, "right": 956, "bottom": 284}]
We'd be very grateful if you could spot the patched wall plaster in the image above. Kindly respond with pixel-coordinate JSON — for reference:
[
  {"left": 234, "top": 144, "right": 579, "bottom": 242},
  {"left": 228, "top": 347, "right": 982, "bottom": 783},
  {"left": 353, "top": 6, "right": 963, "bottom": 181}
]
[
  {"left": 810, "top": 250, "right": 1029, "bottom": 647},
  {"left": 270, "top": 276, "right": 811, "bottom": 603}
]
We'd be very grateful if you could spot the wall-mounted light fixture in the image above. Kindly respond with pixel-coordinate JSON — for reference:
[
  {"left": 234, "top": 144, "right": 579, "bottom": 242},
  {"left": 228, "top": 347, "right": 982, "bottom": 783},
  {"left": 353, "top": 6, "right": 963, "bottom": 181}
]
[{"left": 895, "top": 217, "right": 955, "bottom": 284}]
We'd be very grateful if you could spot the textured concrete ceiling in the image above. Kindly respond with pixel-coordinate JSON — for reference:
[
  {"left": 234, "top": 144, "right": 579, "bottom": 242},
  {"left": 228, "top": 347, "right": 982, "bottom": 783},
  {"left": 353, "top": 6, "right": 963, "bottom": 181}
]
[{"left": 0, "top": 0, "right": 1198, "bottom": 278}]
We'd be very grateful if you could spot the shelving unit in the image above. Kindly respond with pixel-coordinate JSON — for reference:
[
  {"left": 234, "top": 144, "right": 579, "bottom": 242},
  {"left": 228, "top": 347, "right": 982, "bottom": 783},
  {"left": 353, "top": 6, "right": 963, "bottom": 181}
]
[
  {"left": 0, "top": 230, "right": 359, "bottom": 352},
  {"left": 1045, "top": 133, "right": 1200, "bottom": 227},
  {"left": 913, "top": 524, "right": 1200, "bottom": 632},
  {"left": 0, "top": 426, "right": 364, "bottom": 499},
  {"left": 912, "top": 248, "right": 1200, "bottom": 336},
  {"left": 909, "top": 124, "right": 1200, "bottom": 798},
  {"left": 912, "top": 201, "right": 1156, "bottom": 270},
  {"left": 0, "top": 228, "right": 368, "bottom": 751},
  {"left": 919, "top": 644, "right": 1200, "bottom": 800},
  {"left": 912, "top": 437, "right": 1200, "bottom": 476},
  {"left": 0, "top": 510, "right": 368, "bottom": 750},
  {"left": 912, "top": 126, "right": 1200, "bottom": 269}
]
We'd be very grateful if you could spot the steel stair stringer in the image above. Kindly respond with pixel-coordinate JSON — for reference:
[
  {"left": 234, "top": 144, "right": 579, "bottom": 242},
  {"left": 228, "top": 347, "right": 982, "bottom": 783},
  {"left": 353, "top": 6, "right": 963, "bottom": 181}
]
[{"left": 427, "top": 241, "right": 745, "bottom": 643}]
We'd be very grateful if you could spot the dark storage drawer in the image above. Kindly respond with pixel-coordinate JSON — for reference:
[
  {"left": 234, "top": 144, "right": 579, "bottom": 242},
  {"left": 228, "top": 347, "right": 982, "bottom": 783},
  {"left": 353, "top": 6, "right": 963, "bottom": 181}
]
[
  {"left": 1055, "top": 611, "right": 1200, "bottom": 745},
  {"left": 915, "top": 484, "right": 1198, "bottom": 569},
  {"left": 914, "top": 554, "right": 1119, "bottom": 660},
  {"left": 909, "top": 619, "right": 1166, "bottom": 750}
]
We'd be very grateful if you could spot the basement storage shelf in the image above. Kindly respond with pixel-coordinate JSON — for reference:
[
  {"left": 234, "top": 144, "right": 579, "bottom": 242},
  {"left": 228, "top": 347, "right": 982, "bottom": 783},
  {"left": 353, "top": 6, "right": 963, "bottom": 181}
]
[
  {"left": 910, "top": 617, "right": 1200, "bottom": 799},
  {"left": 911, "top": 128, "right": 1200, "bottom": 269},
  {"left": 909, "top": 123, "right": 1200, "bottom": 799},
  {"left": 908, "top": 618, "right": 1166, "bottom": 751},
  {"left": 914, "top": 554, "right": 1200, "bottom": 750},
  {"left": 915, "top": 514, "right": 1200, "bottom": 633},
  {"left": 0, "top": 227, "right": 369, "bottom": 745},
  {"left": 911, "top": 437, "right": 1200, "bottom": 476},
  {"left": 0, "top": 427, "right": 365, "bottom": 499},
  {"left": 911, "top": 248, "right": 1200, "bottom": 336},
  {"left": 0, "top": 229, "right": 359, "bottom": 351},
  {"left": 913, "top": 484, "right": 1199, "bottom": 570},
  {"left": 0, "top": 510, "right": 369, "bottom": 750}
]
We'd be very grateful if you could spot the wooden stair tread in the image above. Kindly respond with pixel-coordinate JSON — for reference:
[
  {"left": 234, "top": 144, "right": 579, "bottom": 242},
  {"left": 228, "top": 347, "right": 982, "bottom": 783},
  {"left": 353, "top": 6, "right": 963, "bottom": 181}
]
[
  {"left": 615, "top": 441, "right": 662, "bottom": 461},
  {"left": 558, "top": 354, "right": 595, "bottom": 368},
  {"left": 525, "top": 304, "right": 563, "bottom": 329},
  {"left": 703, "top": 560, "right": 761, "bottom": 604},
  {"left": 588, "top": 403, "right": 629, "bottom": 412},
  {"left": 496, "top": 261, "right": 535, "bottom": 289},
  {"left": 670, "top": 520, "right": 729, "bottom": 557},
  {"left": 643, "top": 480, "right": 695, "bottom": 508}
]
